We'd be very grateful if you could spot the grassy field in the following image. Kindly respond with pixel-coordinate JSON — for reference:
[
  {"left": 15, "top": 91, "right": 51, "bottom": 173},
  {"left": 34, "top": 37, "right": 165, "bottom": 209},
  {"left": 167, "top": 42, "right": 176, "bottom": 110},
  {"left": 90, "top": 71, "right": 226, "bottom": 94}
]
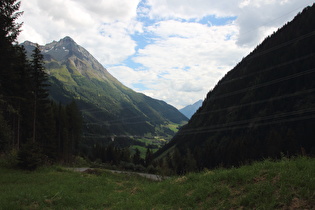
[
  {"left": 130, "top": 122, "right": 185, "bottom": 157},
  {"left": 0, "top": 157, "right": 314, "bottom": 209},
  {"left": 131, "top": 138, "right": 166, "bottom": 157}
]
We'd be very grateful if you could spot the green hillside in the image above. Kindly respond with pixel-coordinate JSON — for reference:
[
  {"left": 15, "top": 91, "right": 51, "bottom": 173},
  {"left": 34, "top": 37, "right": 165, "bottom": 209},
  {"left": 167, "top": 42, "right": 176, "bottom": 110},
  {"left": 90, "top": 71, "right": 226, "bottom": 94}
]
[
  {"left": 155, "top": 4, "right": 315, "bottom": 172},
  {"left": 1, "top": 157, "right": 314, "bottom": 209},
  {"left": 22, "top": 37, "right": 187, "bottom": 146}
]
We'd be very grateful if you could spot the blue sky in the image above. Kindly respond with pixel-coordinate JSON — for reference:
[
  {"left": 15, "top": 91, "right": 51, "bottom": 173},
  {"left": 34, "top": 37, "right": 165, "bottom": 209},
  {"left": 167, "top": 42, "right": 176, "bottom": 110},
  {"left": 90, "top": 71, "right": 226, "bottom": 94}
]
[{"left": 19, "top": 0, "right": 313, "bottom": 108}]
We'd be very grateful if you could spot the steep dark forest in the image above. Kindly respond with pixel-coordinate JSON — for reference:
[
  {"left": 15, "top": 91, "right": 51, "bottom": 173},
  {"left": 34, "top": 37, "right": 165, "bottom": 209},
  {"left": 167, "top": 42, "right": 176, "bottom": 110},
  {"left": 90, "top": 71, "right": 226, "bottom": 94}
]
[
  {"left": 0, "top": 0, "right": 82, "bottom": 169},
  {"left": 155, "top": 4, "right": 315, "bottom": 174}
]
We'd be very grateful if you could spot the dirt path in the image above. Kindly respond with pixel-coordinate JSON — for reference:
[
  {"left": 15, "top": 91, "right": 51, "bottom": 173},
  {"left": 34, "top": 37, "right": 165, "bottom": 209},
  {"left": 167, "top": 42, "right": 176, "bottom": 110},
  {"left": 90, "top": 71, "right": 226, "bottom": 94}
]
[
  {"left": 68, "top": 168, "right": 167, "bottom": 181},
  {"left": 70, "top": 167, "right": 90, "bottom": 172},
  {"left": 109, "top": 170, "right": 166, "bottom": 181}
]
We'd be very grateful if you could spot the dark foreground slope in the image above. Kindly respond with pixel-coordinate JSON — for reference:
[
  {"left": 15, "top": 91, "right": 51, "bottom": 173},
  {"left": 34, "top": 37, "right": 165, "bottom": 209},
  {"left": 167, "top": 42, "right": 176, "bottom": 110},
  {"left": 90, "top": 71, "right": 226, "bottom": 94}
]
[
  {"left": 22, "top": 38, "right": 187, "bottom": 140},
  {"left": 156, "top": 4, "right": 315, "bottom": 170}
]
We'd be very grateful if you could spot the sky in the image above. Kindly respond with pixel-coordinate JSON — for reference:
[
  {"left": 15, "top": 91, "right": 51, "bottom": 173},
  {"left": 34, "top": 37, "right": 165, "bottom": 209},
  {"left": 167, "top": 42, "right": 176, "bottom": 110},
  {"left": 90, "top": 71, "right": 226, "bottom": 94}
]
[{"left": 18, "top": 0, "right": 313, "bottom": 109}]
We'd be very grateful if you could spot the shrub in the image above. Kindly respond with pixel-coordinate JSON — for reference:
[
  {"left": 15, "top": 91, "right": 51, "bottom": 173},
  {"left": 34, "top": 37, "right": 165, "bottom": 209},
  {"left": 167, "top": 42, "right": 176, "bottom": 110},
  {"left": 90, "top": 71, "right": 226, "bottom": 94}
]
[
  {"left": 146, "top": 165, "right": 158, "bottom": 174},
  {"left": 17, "top": 141, "right": 45, "bottom": 170}
]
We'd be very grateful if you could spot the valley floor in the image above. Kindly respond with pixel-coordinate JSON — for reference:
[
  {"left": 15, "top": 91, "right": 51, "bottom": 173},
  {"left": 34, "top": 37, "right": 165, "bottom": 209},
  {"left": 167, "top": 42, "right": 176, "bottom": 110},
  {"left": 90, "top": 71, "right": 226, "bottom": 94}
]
[{"left": 0, "top": 157, "right": 314, "bottom": 209}]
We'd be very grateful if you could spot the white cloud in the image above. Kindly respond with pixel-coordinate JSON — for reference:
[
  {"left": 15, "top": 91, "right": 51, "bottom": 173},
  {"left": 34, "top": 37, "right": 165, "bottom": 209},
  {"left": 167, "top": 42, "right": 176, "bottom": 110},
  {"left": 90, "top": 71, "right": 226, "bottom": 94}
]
[
  {"left": 124, "top": 21, "right": 250, "bottom": 108},
  {"left": 146, "top": 0, "right": 238, "bottom": 19},
  {"left": 146, "top": 0, "right": 312, "bottom": 47},
  {"left": 239, "top": 0, "right": 251, "bottom": 8},
  {"left": 108, "top": 66, "right": 153, "bottom": 89},
  {"left": 17, "top": 0, "right": 313, "bottom": 108},
  {"left": 19, "top": 0, "right": 141, "bottom": 65},
  {"left": 75, "top": 0, "right": 140, "bottom": 22},
  {"left": 36, "top": 0, "right": 93, "bottom": 28}
]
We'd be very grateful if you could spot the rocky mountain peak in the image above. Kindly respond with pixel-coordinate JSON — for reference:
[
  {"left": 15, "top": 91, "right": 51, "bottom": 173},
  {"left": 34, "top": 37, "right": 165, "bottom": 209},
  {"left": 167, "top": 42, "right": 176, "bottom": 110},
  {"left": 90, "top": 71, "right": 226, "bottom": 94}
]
[
  {"left": 22, "top": 40, "right": 37, "bottom": 47},
  {"left": 22, "top": 36, "right": 114, "bottom": 80},
  {"left": 61, "top": 36, "right": 74, "bottom": 43},
  {"left": 22, "top": 36, "right": 188, "bottom": 137}
]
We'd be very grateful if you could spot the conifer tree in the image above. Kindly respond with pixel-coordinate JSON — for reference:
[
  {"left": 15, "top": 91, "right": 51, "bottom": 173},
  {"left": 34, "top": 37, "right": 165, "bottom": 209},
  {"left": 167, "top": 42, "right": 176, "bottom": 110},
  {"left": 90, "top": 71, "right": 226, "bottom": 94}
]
[
  {"left": 184, "top": 149, "right": 197, "bottom": 173},
  {"left": 30, "top": 45, "right": 49, "bottom": 143},
  {"left": 172, "top": 148, "right": 184, "bottom": 175},
  {"left": 0, "top": 0, "right": 23, "bottom": 95},
  {"left": 11, "top": 45, "right": 33, "bottom": 148},
  {"left": 66, "top": 100, "right": 82, "bottom": 156},
  {"left": 145, "top": 148, "right": 153, "bottom": 167},
  {"left": 0, "top": 106, "right": 11, "bottom": 152},
  {"left": 133, "top": 148, "right": 142, "bottom": 165},
  {"left": 0, "top": 0, "right": 23, "bottom": 150},
  {"left": 120, "top": 147, "right": 131, "bottom": 163},
  {"left": 0, "top": 0, "right": 23, "bottom": 43}
]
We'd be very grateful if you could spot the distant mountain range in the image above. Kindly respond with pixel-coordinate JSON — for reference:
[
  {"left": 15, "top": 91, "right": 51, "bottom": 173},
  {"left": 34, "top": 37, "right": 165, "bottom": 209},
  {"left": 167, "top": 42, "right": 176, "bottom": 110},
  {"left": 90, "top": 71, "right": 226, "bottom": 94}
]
[
  {"left": 22, "top": 37, "right": 187, "bottom": 142},
  {"left": 179, "top": 100, "right": 203, "bottom": 118},
  {"left": 155, "top": 4, "right": 315, "bottom": 171}
]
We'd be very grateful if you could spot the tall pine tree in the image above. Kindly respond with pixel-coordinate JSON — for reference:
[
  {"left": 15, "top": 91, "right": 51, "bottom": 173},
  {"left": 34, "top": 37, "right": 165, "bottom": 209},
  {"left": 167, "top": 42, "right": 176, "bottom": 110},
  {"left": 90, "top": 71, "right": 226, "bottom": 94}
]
[
  {"left": 0, "top": 0, "right": 23, "bottom": 95},
  {"left": 0, "top": 0, "right": 24, "bottom": 151},
  {"left": 30, "top": 45, "right": 50, "bottom": 144}
]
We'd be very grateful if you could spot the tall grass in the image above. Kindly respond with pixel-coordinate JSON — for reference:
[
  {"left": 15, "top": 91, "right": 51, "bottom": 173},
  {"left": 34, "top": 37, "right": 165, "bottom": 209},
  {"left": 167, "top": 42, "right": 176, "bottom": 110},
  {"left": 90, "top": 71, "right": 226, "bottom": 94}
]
[{"left": 0, "top": 157, "right": 314, "bottom": 209}]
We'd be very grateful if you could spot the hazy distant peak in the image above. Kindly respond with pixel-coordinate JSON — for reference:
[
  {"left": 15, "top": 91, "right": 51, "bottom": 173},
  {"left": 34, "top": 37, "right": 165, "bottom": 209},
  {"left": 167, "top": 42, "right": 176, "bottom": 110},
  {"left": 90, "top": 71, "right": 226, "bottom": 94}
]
[
  {"left": 180, "top": 99, "right": 203, "bottom": 119},
  {"left": 22, "top": 40, "right": 37, "bottom": 47}
]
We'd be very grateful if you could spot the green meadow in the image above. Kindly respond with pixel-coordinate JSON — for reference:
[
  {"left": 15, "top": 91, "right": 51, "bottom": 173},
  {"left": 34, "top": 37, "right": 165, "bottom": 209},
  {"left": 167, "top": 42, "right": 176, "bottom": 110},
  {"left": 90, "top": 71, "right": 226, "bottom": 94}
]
[{"left": 0, "top": 157, "right": 314, "bottom": 209}]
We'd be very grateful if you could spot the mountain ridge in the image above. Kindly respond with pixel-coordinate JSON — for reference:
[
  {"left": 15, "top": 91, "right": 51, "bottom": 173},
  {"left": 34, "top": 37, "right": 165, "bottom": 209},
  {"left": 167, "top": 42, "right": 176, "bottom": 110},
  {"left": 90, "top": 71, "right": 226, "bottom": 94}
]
[
  {"left": 22, "top": 37, "right": 188, "bottom": 141},
  {"left": 180, "top": 100, "right": 203, "bottom": 118}
]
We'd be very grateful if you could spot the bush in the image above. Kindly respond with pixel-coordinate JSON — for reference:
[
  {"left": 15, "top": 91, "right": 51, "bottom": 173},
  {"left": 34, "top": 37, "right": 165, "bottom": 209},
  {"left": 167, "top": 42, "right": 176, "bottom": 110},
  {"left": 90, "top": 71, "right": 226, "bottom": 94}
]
[
  {"left": 120, "top": 162, "right": 136, "bottom": 171},
  {"left": 0, "top": 149, "right": 18, "bottom": 168},
  {"left": 72, "top": 156, "right": 90, "bottom": 167},
  {"left": 134, "top": 164, "right": 146, "bottom": 172},
  {"left": 146, "top": 165, "right": 158, "bottom": 174},
  {"left": 17, "top": 141, "right": 45, "bottom": 170}
]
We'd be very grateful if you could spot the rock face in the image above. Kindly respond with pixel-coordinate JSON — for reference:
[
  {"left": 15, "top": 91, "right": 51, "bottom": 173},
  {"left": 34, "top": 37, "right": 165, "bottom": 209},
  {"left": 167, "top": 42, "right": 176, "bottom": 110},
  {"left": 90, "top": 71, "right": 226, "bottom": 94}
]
[{"left": 22, "top": 37, "right": 188, "bottom": 138}]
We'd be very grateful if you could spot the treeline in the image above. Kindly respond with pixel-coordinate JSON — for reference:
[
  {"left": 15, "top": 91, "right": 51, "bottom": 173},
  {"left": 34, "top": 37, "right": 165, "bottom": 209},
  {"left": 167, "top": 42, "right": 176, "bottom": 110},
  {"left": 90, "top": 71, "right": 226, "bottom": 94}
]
[
  {"left": 154, "top": 148, "right": 197, "bottom": 175},
  {"left": 88, "top": 143, "right": 202, "bottom": 175},
  {"left": 0, "top": 0, "right": 82, "bottom": 169},
  {"left": 89, "top": 144, "right": 155, "bottom": 173}
]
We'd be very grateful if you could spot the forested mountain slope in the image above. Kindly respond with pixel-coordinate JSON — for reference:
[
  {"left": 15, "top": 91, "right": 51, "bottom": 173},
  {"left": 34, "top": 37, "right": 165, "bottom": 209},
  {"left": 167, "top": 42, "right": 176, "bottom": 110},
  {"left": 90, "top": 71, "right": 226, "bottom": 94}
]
[
  {"left": 22, "top": 37, "right": 187, "bottom": 140},
  {"left": 155, "top": 4, "right": 315, "bottom": 173}
]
